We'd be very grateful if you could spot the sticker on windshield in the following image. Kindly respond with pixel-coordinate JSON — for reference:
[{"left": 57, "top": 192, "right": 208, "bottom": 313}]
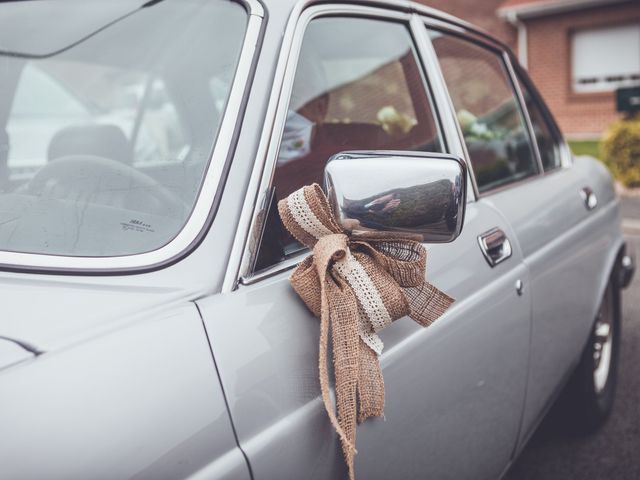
[{"left": 121, "top": 219, "right": 155, "bottom": 233}]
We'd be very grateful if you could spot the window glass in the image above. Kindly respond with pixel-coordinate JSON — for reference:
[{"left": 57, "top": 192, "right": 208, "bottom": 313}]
[
  {"left": 572, "top": 24, "right": 640, "bottom": 93},
  {"left": 9, "top": 67, "right": 188, "bottom": 172},
  {"left": 0, "top": 0, "right": 247, "bottom": 258},
  {"left": 430, "top": 30, "right": 538, "bottom": 193},
  {"left": 273, "top": 18, "right": 443, "bottom": 200},
  {"left": 256, "top": 17, "right": 444, "bottom": 269},
  {"left": 257, "top": 17, "right": 443, "bottom": 268},
  {"left": 517, "top": 75, "right": 563, "bottom": 171}
]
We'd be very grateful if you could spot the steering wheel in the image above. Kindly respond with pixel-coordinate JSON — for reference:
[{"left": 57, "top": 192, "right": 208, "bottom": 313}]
[{"left": 26, "top": 155, "right": 186, "bottom": 216}]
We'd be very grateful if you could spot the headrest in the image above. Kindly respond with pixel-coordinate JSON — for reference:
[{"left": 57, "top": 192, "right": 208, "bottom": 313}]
[{"left": 48, "top": 124, "right": 132, "bottom": 163}]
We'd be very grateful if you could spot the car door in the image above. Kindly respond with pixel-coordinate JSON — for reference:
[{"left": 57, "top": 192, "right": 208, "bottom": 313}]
[
  {"left": 428, "top": 26, "right": 620, "bottom": 448},
  {"left": 487, "top": 65, "right": 620, "bottom": 443},
  {"left": 199, "top": 6, "right": 531, "bottom": 480}
]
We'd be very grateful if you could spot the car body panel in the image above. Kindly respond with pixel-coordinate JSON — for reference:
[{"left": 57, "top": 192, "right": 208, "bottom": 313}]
[
  {"left": 0, "top": 338, "right": 34, "bottom": 370},
  {"left": 200, "top": 200, "right": 532, "bottom": 480},
  {"left": 483, "top": 155, "right": 623, "bottom": 445},
  {"left": 0, "top": 274, "right": 200, "bottom": 351},
  {"left": 0, "top": 303, "right": 250, "bottom": 480}
]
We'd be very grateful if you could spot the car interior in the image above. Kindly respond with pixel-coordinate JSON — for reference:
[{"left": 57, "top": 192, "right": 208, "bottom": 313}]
[
  {"left": 254, "top": 18, "right": 445, "bottom": 270},
  {"left": 0, "top": 0, "right": 246, "bottom": 258}
]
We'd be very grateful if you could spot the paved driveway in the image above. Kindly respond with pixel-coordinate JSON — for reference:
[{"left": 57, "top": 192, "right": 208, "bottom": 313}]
[{"left": 505, "top": 195, "right": 640, "bottom": 479}]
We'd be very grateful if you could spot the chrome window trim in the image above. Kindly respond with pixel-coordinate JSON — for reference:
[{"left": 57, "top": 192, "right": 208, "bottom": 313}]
[
  {"left": 412, "top": 15, "right": 479, "bottom": 200},
  {"left": 425, "top": 22, "right": 551, "bottom": 197},
  {"left": 240, "top": 251, "right": 308, "bottom": 286},
  {"left": 225, "top": 4, "right": 462, "bottom": 291},
  {"left": 0, "top": 0, "right": 264, "bottom": 274},
  {"left": 503, "top": 51, "right": 545, "bottom": 176},
  {"left": 223, "top": 0, "right": 316, "bottom": 293},
  {"left": 411, "top": 1, "right": 517, "bottom": 54},
  {"left": 473, "top": 51, "right": 574, "bottom": 197},
  {"left": 225, "top": 0, "right": 576, "bottom": 292},
  {"left": 220, "top": 0, "right": 488, "bottom": 295},
  {"left": 510, "top": 58, "right": 573, "bottom": 170},
  {"left": 423, "top": 16, "right": 574, "bottom": 200}
]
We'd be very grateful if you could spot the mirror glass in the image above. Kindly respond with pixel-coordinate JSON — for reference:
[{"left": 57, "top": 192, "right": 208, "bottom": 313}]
[{"left": 324, "top": 151, "right": 467, "bottom": 243}]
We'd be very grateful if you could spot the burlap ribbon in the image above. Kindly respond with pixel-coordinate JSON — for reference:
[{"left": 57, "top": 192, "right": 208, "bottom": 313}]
[{"left": 278, "top": 184, "right": 454, "bottom": 479}]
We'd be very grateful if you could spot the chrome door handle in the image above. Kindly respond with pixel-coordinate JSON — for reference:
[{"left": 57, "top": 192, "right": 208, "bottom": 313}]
[
  {"left": 478, "top": 227, "right": 512, "bottom": 267},
  {"left": 580, "top": 186, "right": 598, "bottom": 210}
]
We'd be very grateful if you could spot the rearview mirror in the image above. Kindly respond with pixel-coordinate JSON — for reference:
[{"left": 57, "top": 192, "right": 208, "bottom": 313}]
[{"left": 324, "top": 151, "right": 467, "bottom": 243}]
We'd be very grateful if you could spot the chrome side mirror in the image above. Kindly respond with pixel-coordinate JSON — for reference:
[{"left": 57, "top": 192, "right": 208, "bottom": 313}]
[{"left": 324, "top": 151, "right": 467, "bottom": 243}]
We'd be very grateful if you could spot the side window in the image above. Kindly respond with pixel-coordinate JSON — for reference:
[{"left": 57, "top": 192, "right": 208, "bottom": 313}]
[
  {"left": 516, "top": 73, "right": 563, "bottom": 171},
  {"left": 273, "top": 17, "right": 444, "bottom": 200},
  {"left": 254, "top": 16, "right": 444, "bottom": 271},
  {"left": 429, "top": 30, "right": 539, "bottom": 193}
]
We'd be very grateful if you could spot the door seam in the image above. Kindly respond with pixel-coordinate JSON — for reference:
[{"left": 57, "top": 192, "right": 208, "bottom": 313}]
[{"left": 193, "top": 300, "right": 255, "bottom": 480}]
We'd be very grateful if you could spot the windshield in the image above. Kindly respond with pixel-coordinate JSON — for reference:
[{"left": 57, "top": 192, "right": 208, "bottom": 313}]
[{"left": 0, "top": 0, "right": 247, "bottom": 257}]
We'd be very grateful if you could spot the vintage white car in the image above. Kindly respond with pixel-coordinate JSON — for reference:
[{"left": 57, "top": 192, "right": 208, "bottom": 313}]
[{"left": 0, "top": 0, "right": 634, "bottom": 479}]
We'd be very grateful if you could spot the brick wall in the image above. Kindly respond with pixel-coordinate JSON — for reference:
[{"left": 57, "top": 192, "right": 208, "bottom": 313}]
[
  {"left": 523, "top": 1, "right": 640, "bottom": 138},
  {"left": 414, "top": 0, "right": 517, "bottom": 50},
  {"left": 415, "top": 0, "right": 639, "bottom": 138}
]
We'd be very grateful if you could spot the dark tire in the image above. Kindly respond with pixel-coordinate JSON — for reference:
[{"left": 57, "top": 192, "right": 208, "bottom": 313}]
[{"left": 559, "top": 275, "right": 621, "bottom": 434}]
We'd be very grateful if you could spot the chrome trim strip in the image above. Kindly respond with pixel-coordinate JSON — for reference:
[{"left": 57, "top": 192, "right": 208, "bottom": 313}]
[
  {"left": 422, "top": 20, "right": 565, "bottom": 198},
  {"left": 224, "top": 4, "right": 414, "bottom": 291},
  {"left": 504, "top": 51, "right": 545, "bottom": 176},
  {"left": 508, "top": 57, "right": 573, "bottom": 170},
  {"left": 0, "top": 1, "right": 263, "bottom": 273},
  {"left": 421, "top": 19, "right": 542, "bottom": 198},
  {"left": 410, "top": 1, "right": 514, "bottom": 54},
  {"left": 222, "top": 1, "right": 311, "bottom": 293},
  {"left": 412, "top": 15, "right": 479, "bottom": 201},
  {"left": 245, "top": 0, "right": 265, "bottom": 18},
  {"left": 240, "top": 252, "right": 307, "bottom": 286}
]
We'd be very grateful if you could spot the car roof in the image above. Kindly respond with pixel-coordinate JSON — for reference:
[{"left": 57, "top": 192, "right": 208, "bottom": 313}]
[{"left": 255, "top": 0, "right": 510, "bottom": 54}]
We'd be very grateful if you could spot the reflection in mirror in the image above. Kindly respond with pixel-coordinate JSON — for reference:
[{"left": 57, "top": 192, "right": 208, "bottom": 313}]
[{"left": 324, "top": 151, "right": 467, "bottom": 243}]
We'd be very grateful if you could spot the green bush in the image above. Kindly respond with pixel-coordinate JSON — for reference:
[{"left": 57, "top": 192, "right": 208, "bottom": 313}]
[{"left": 601, "top": 116, "right": 640, "bottom": 188}]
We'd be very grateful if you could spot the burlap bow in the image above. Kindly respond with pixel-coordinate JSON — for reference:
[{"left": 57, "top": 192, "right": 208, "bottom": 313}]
[{"left": 278, "top": 184, "right": 454, "bottom": 479}]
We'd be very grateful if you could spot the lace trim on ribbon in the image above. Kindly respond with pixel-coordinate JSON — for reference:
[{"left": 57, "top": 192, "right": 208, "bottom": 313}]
[
  {"left": 288, "top": 187, "right": 333, "bottom": 239},
  {"left": 334, "top": 252, "right": 390, "bottom": 355}
]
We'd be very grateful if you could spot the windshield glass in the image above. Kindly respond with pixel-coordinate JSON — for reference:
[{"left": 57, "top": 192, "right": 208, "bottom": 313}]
[{"left": 0, "top": 0, "right": 247, "bottom": 257}]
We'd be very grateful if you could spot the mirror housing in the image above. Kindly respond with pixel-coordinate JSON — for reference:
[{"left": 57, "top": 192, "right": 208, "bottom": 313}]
[{"left": 324, "top": 151, "right": 467, "bottom": 243}]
